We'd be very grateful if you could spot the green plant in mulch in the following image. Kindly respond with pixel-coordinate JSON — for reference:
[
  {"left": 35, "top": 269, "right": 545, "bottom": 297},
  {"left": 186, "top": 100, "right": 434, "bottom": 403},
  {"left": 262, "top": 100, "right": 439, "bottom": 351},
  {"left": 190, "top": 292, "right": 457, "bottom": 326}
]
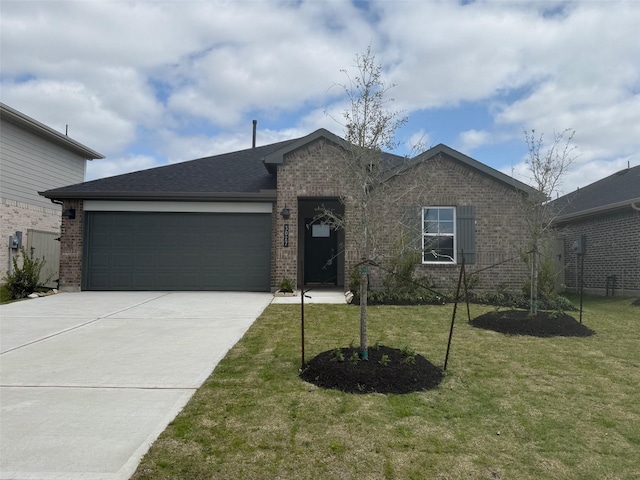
[{"left": 331, "top": 347, "right": 345, "bottom": 362}]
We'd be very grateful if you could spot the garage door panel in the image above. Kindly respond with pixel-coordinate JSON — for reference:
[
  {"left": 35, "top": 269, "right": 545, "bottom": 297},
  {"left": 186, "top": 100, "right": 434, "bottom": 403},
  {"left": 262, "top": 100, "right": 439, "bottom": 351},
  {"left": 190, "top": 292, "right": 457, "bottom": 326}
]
[
  {"left": 83, "top": 212, "right": 271, "bottom": 291},
  {"left": 112, "top": 253, "right": 133, "bottom": 268},
  {"left": 136, "top": 253, "right": 156, "bottom": 268},
  {"left": 112, "top": 273, "right": 133, "bottom": 290},
  {"left": 87, "top": 272, "right": 110, "bottom": 290}
]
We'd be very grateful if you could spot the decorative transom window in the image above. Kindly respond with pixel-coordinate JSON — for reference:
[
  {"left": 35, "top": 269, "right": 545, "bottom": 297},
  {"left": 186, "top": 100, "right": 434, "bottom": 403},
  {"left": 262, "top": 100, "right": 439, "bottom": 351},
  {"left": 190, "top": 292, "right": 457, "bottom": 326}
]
[{"left": 422, "top": 207, "right": 456, "bottom": 263}]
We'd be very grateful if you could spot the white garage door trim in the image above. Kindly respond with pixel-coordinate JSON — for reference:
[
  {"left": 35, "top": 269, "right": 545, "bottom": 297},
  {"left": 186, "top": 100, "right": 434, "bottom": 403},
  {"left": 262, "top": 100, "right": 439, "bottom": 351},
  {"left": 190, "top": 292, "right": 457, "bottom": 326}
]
[{"left": 83, "top": 200, "right": 273, "bottom": 213}]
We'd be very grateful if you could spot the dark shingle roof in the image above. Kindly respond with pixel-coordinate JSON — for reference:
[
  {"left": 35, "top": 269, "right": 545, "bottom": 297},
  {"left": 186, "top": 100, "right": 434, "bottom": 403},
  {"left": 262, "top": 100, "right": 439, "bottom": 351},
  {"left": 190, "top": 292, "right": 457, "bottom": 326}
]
[
  {"left": 41, "top": 138, "right": 299, "bottom": 200},
  {"left": 552, "top": 165, "right": 640, "bottom": 220},
  {"left": 41, "top": 128, "right": 542, "bottom": 202}
]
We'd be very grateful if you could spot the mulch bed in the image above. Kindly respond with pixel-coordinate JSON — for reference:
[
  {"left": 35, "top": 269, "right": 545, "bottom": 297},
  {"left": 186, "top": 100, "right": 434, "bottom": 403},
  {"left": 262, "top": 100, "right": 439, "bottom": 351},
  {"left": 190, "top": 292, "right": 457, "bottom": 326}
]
[
  {"left": 470, "top": 310, "right": 595, "bottom": 337},
  {"left": 300, "top": 345, "right": 443, "bottom": 394}
]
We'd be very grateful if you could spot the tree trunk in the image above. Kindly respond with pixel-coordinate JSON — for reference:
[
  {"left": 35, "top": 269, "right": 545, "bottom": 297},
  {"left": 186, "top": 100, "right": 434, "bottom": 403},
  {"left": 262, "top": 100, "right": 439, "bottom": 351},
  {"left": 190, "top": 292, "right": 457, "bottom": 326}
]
[
  {"left": 360, "top": 266, "right": 368, "bottom": 359},
  {"left": 530, "top": 246, "right": 538, "bottom": 316}
]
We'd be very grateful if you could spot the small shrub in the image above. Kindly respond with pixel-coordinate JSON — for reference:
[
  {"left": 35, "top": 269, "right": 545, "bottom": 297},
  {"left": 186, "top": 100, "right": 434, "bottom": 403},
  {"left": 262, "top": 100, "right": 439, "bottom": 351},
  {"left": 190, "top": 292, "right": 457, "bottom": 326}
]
[
  {"left": 468, "top": 289, "right": 576, "bottom": 312},
  {"left": 401, "top": 345, "right": 416, "bottom": 364},
  {"left": 4, "top": 247, "right": 50, "bottom": 299},
  {"left": 348, "top": 265, "right": 361, "bottom": 293},
  {"left": 404, "top": 355, "right": 416, "bottom": 365},
  {"left": 354, "top": 289, "right": 446, "bottom": 306},
  {"left": 378, "top": 353, "right": 390, "bottom": 366},
  {"left": 279, "top": 277, "right": 295, "bottom": 292},
  {"left": 383, "top": 249, "right": 422, "bottom": 294},
  {"left": 349, "top": 351, "right": 360, "bottom": 365},
  {"left": 331, "top": 348, "right": 345, "bottom": 362}
]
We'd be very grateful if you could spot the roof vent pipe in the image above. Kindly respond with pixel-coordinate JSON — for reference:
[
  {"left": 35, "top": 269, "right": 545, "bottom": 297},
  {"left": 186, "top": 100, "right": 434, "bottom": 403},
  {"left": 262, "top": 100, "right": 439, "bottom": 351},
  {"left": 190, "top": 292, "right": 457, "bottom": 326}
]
[{"left": 252, "top": 120, "right": 257, "bottom": 149}]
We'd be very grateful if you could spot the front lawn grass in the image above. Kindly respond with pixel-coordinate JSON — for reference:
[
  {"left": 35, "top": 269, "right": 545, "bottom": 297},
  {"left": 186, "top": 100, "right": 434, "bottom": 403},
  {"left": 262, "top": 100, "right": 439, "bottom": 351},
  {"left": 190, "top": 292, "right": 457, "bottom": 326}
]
[{"left": 132, "top": 295, "right": 640, "bottom": 480}]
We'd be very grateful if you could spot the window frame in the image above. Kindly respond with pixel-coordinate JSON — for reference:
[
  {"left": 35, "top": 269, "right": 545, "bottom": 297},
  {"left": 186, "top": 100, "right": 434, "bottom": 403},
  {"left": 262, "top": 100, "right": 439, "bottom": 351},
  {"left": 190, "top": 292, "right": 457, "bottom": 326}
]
[{"left": 422, "top": 206, "right": 457, "bottom": 264}]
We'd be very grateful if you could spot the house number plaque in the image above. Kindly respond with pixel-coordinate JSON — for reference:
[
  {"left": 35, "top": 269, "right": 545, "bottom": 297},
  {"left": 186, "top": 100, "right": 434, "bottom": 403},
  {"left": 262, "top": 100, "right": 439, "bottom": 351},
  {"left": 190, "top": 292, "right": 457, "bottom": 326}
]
[{"left": 283, "top": 224, "right": 289, "bottom": 247}]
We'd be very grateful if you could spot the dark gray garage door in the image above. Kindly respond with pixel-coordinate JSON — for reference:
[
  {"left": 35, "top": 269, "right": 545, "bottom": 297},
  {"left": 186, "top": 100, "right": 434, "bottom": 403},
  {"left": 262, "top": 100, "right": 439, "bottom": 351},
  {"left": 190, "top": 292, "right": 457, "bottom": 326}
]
[{"left": 83, "top": 212, "right": 271, "bottom": 291}]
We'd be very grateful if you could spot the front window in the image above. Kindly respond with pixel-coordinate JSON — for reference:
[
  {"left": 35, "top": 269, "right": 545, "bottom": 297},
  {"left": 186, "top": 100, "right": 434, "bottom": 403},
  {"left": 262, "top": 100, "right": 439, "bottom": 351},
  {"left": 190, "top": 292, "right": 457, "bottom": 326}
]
[{"left": 422, "top": 207, "right": 456, "bottom": 263}]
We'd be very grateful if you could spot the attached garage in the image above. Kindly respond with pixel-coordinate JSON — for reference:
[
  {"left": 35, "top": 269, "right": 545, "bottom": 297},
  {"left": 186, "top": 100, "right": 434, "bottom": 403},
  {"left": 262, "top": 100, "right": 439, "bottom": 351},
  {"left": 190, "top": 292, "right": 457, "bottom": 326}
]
[{"left": 82, "top": 202, "right": 272, "bottom": 291}]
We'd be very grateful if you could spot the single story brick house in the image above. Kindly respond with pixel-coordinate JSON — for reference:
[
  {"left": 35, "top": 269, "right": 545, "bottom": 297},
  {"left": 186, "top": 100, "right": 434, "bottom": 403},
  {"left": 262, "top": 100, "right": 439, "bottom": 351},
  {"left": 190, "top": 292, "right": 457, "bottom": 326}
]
[
  {"left": 552, "top": 165, "right": 640, "bottom": 296},
  {"left": 41, "top": 129, "right": 535, "bottom": 293}
]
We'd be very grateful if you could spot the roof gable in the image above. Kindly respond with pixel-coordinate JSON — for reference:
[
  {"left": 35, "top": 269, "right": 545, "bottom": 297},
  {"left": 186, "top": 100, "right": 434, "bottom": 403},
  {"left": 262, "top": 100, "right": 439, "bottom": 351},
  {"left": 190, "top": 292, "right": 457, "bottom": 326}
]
[
  {"left": 262, "top": 128, "right": 348, "bottom": 174},
  {"left": 401, "top": 144, "right": 536, "bottom": 195},
  {"left": 1, "top": 102, "right": 104, "bottom": 160}
]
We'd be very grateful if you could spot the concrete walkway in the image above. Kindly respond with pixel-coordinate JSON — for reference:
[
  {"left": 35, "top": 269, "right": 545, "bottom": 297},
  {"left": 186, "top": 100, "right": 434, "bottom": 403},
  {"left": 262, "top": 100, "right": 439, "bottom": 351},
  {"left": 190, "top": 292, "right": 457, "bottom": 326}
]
[
  {"left": 0, "top": 292, "right": 273, "bottom": 480},
  {"left": 270, "top": 287, "right": 347, "bottom": 304}
]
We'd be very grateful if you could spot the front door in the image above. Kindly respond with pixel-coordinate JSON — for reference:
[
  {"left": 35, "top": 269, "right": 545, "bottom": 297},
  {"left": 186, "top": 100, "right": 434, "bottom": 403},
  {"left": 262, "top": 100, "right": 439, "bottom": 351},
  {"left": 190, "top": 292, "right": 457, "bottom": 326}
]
[{"left": 304, "top": 218, "right": 338, "bottom": 285}]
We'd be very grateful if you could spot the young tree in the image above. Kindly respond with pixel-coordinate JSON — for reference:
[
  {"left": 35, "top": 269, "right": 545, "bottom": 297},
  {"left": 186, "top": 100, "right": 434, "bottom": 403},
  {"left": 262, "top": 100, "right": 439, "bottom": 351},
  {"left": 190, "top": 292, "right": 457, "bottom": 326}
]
[
  {"left": 522, "top": 128, "right": 578, "bottom": 315},
  {"left": 322, "top": 46, "right": 419, "bottom": 359}
]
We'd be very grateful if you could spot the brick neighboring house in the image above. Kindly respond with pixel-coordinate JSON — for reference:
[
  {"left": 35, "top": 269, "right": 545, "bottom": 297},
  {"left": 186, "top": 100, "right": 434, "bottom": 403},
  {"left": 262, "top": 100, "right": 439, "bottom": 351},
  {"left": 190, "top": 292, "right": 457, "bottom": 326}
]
[
  {"left": 552, "top": 165, "right": 640, "bottom": 297},
  {"left": 41, "top": 128, "right": 535, "bottom": 293},
  {"left": 0, "top": 103, "right": 104, "bottom": 286}
]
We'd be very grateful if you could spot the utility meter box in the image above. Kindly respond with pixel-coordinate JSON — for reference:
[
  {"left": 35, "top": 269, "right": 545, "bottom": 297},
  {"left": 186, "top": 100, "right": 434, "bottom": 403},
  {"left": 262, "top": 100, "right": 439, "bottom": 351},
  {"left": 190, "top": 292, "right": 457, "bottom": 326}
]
[
  {"left": 9, "top": 231, "right": 23, "bottom": 249},
  {"left": 572, "top": 234, "right": 587, "bottom": 255}
]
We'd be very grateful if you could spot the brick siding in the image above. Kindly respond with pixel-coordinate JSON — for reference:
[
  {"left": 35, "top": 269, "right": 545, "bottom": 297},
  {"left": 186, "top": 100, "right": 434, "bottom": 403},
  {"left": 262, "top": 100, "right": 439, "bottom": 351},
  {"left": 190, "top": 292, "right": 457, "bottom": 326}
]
[
  {"left": 273, "top": 143, "right": 530, "bottom": 293},
  {"left": 557, "top": 209, "right": 640, "bottom": 296},
  {"left": 272, "top": 139, "right": 345, "bottom": 288},
  {"left": 58, "top": 199, "right": 84, "bottom": 291},
  {"left": 0, "top": 198, "right": 61, "bottom": 282},
  {"left": 380, "top": 154, "right": 530, "bottom": 293}
]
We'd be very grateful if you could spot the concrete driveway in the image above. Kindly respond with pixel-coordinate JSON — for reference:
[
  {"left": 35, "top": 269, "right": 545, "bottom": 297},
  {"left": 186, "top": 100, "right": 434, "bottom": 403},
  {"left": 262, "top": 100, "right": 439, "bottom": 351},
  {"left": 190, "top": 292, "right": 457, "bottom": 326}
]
[{"left": 0, "top": 291, "right": 273, "bottom": 480}]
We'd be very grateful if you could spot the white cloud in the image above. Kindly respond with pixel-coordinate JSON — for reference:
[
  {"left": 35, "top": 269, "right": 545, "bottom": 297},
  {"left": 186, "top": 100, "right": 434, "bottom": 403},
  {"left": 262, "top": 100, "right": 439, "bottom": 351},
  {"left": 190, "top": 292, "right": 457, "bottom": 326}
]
[
  {"left": 1, "top": 0, "right": 639, "bottom": 192},
  {"left": 86, "top": 154, "right": 158, "bottom": 181},
  {"left": 457, "top": 129, "right": 492, "bottom": 152},
  {"left": 1, "top": 79, "right": 135, "bottom": 153}
]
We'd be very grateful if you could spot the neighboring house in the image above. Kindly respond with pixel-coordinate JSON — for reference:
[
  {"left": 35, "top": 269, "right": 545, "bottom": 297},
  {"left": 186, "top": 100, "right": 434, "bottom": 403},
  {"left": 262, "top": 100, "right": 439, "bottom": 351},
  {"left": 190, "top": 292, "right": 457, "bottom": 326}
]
[
  {"left": 552, "top": 165, "right": 640, "bottom": 296},
  {"left": 41, "top": 128, "right": 535, "bottom": 293},
  {"left": 0, "top": 102, "right": 104, "bottom": 286}
]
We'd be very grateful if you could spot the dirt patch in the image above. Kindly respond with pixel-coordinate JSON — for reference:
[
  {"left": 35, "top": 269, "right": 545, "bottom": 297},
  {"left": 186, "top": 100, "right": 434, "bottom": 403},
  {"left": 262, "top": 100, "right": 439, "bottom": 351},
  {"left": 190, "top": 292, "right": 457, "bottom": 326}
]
[
  {"left": 470, "top": 310, "right": 595, "bottom": 337},
  {"left": 300, "top": 345, "right": 443, "bottom": 394}
]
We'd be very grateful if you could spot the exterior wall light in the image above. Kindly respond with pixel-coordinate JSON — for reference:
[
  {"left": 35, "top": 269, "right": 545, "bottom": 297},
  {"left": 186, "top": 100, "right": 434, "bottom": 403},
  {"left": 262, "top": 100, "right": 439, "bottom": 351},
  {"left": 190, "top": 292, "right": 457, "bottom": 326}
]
[
  {"left": 280, "top": 207, "right": 291, "bottom": 220},
  {"left": 62, "top": 208, "right": 76, "bottom": 219}
]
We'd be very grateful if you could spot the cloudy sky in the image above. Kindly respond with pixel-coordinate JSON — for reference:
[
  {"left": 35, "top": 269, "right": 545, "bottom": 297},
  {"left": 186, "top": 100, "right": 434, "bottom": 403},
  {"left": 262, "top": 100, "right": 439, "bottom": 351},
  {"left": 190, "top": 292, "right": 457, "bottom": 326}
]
[{"left": 2, "top": 0, "right": 639, "bottom": 195}]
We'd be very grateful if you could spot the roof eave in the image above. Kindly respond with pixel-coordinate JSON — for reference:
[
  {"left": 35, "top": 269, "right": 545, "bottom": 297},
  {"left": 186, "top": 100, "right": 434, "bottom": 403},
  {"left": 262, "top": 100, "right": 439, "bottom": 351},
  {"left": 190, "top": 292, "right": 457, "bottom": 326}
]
[
  {"left": 39, "top": 190, "right": 277, "bottom": 202},
  {"left": 553, "top": 197, "right": 640, "bottom": 223},
  {"left": 411, "top": 144, "right": 537, "bottom": 196},
  {"left": 1, "top": 102, "right": 105, "bottom": 160}
]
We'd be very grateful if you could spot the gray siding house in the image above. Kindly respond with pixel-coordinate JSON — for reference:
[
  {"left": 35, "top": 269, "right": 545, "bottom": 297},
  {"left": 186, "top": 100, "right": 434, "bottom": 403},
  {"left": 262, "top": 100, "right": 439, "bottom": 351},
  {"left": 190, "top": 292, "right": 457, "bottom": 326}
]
[
  {"left": 553, "top": 165, "right": 640, "bottom": 296},
  {"left": 0, "top": 103, "right": 104, "bottom": 285},
  {"left": 41, "top": 129, "right": 535, "bottom": 293}
]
